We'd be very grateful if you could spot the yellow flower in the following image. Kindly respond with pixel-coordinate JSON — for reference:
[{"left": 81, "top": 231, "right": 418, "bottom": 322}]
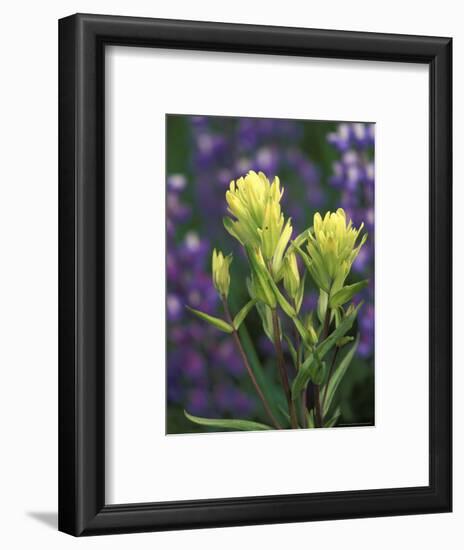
[
  {"left": 223, "top": 171, "right": 292, "bottom": 273},
  {"left": 306, "top": 208, "right": 367, "bottom": 293},
  {"left": 282, "top": 251, "right": 300, "bottom": 300},
  {"left": 212, "top": 249, "right": 232, "bottom": 298}
]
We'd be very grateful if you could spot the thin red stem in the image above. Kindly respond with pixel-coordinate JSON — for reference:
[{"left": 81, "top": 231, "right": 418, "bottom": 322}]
[
  {"left": 271, "top": 309, "right": 299, "bottom": 429},
  {"left": 222, "top": 298, "right": 282, "bottom": 429}
]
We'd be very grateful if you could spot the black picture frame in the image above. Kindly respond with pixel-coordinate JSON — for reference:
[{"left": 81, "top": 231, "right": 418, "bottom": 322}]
[{"left": 59, "top": 13, "right": 452, "bottom": 536}]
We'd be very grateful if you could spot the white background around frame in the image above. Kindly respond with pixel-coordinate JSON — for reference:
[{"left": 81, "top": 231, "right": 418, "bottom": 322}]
[
  {"left": 106, "top": 46, "right": 429, "bottom": 504},
  {"left": 1, "top": 1, "right": 461, "bottom": 549}
]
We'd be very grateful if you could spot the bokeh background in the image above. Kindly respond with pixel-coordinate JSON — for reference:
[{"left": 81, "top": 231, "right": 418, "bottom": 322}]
[{"left": 166, "top": 115, "right": 374, "bottom": 434}]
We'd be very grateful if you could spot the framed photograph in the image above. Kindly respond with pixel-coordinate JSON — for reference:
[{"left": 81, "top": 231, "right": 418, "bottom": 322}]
[{"left": 59, "top": 13, "right": 452, "bottom": 536}]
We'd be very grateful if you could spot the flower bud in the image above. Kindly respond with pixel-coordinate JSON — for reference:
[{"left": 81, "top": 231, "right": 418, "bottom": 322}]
[
  {"left": 212, "top": 249, "right": 232, "bottom": 298},
  {"left": 304, "top": 312, "right": 319, "bottom": 346},
  {"left": 282, "top": 251, "right": 300, "bottom": 300}
]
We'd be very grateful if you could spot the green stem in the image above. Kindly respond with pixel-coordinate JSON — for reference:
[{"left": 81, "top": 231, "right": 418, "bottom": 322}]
[
  {"left": 322, "top": 305, "right": 331, "bottom": 340},
  {"left": 300, "top": 389, "right": 308, "bottom": 428},
  {"left": 222, "top": 298, "right": 282, "bottom": 430},
  {"left": 271, "top": 309, "right": 299, "bottom": 429},
  {"left": 314, "top": 306, "right": 332, "bottom": 428},
  {"left": 293, "top": 325, "right": 307, "bottom": 429},
  {"left": 314, "top": 385, "right": 323, "bottom": 428}
]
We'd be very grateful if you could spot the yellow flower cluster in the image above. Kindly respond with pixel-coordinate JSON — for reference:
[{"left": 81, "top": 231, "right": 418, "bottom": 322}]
[
  {"left": 307, "top": 208, "right": 367, "bottom": 293},
  {"left": 223, "top": 171, "right": 292, "bottom": 276},
  {"left": 212, "top": 173, "right": 366, "bottom": 311}
]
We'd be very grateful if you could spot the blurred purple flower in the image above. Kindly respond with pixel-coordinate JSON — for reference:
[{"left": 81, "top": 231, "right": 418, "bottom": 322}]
[
  {"left": 328, "top": 122, "right": 375, "bottom": 152},
  {"left": 188, "top": 116, "right": 323, "bottom": 233},
  {"left": 327, "top": 122, "right": 375, "bottom": 359},
  {"left": 166, "top": 175, "right": 256, "bottom": 421}
]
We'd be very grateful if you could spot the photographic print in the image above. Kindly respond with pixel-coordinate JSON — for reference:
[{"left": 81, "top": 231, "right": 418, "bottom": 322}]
[{"left": 166, "top": 115, "right": 375, "bottom": 434}]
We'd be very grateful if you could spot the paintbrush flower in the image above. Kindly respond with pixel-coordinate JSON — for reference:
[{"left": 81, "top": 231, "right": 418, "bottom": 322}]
[
  {"left": 306, "top": 208, "right": 367, "bottom": 293},
  {"left": 223, "top": 170, "right": 292, "bottom": 275}
]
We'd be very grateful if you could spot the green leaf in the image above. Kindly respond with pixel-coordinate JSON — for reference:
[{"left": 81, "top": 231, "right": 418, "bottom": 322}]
[
  {"left": 295, "top": 271, "right": 307, "bottom": 313},
  {"left": 291, "top": 241, "right": 312, "bottom": 275},
  {"left": 336, "top": 335, "right": 354, "bottom": 348},
  {"left": 317, "top": 302, "right": 362, "bottom": 357},
  {"left": 323, "top": 335, "right": 359, "bottom": 417},
  {"left": 284, "top": 334, "right": 298, "bottom": 367},
  {"left": 292, "top": 315, "right": 313, "bottom": 349},
  {"left": 246, "top": 247, "right": 277, "bottom": 308},
  {"left": 306, "top": 409, "right": 315, "bottom": 429},
  {"left": 223, "top": 217, "right": 245, "bottom": 245},
  {"left": 184, "top": 410, "right": 272, "bottom": 431},
  {"left": 230, "top": 295, "right": 288, "bottom": 425},
  {"left": 233, "top": 299, "right": 257, "bottom": 330},
  {"left": 324, "top": 407, "right": 341, "bottom": 427},
  {"left": 291, "top": 359, "right": 315, "bottom": 400},
  {"left": 317, "top": 290, "right": 329, "bottom": 325},
  {"left": 333, "top": 306, "right": 341, "bottom": 328},
  {"left": 329, "top": 280, "right": 369, "bottom": 308},
  {"left": 236, "top": 321, "right": 287, "bottom": 425},
  {"left": 255, "top": 301, "right": 276, "bottom": 342},
  {"left": 311, "top": 349, "right": 326, "bottom": 385},
  {"left": 246, "top": 276, "right": 255, "bottom": 300},
  {"left": 292, "top": 241, "right": 330, "bottom": 293},
  {"left": 277, "top": 405, "right": 291, "bottom": 425},
  {"left": 186, "top": 306, "right": 233, "bottom": 333},
  {"left": 292, "top": 228, "right": 310, "bottom": 249},
  {"left": 291, "top": 303, "right": 362, "bottom": 400},
  {"left": 262, "top": 268, "right": 296, "bottom": 318}
]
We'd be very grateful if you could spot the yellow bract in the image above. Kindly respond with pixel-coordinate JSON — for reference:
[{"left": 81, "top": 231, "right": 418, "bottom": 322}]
[
  {"left": 223, "top": 171, "right": 292, "bottom": 274},
  {"left": 307, "top": 208, "right": 367, "bottom": 293},
  {"left": 212, "top": 249, "right": 232, "bottom": 298}
]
